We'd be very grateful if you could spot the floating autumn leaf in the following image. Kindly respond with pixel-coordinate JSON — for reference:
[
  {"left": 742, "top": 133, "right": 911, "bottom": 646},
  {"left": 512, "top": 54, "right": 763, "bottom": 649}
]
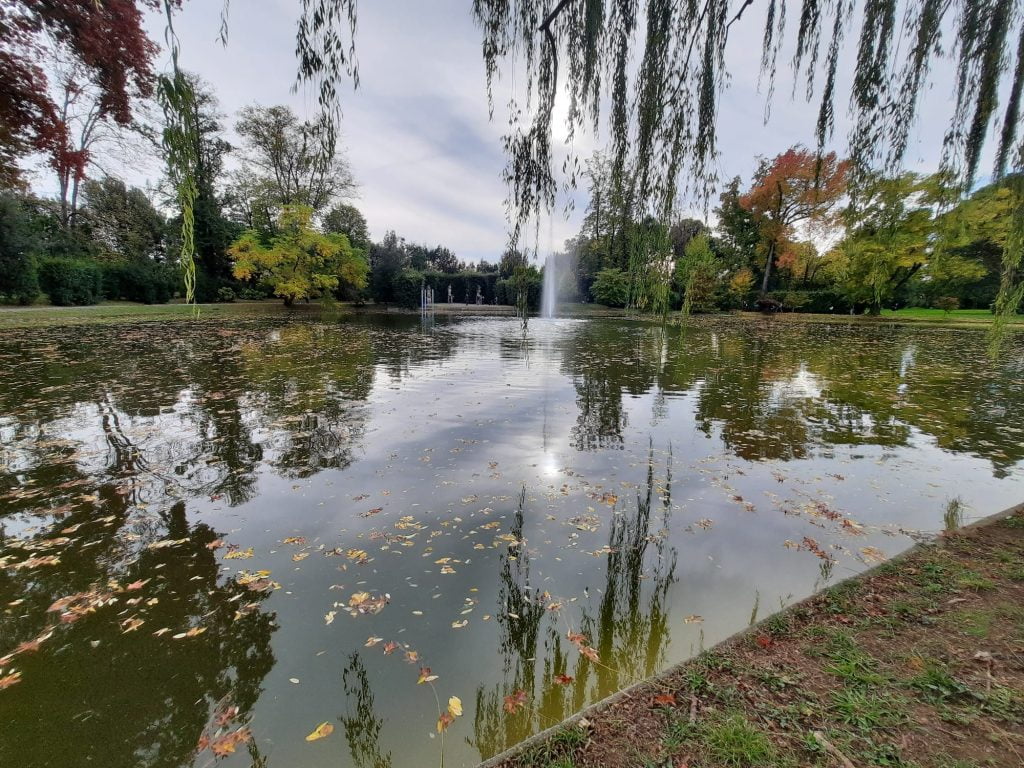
[
  {"left": 224, "top": 547, "right": 254, "bottom": 560},
  {"left": 0, "top": 671, "right": 22, "bottom": 690},
  {"left": 124, "top": 579, "right": 148, "bottom": 591},
  {"left": 282, "top": 536, "right": 307, "bottom": 545},
  {"left": 437, "top": 711, "right": 455, "bottom": 733},
  {"left": 172, "top": 626, "right": 207, "bottom": 639},
  {"left": 652, "top": 693, "right": 676, "bottom": 707},
  {"left": 383, "top": 641, "right": 400, "bottom": 655},
  {"left": 447, "top": 696, "right": 463, "bottom": 717},
  {"left": 121, "top": 617, "right": 145, "bottom": 633},
  {"left": 209, "top": 727, "right": 252, "bottom": 757},
  {"left": 684, "top": 615, "right": 703, "bottom": 624},
  {"left": 305, "top": 722, "right": 334, "bottom": 741},
  {"left": 324, "top": 611, "right": 336, "bottom": 625},
  {"left": 567, "top": 631, "right": 588, "bottom": 647},
  {"left": 362, "top": 507, "right": 383, "bottom": 517},
  {"left": 579, "top": 645, "right": 600, "bottom": 663},
  {"left": 503, "top": 689, "right": 527, "bottom": 713},
  {"left": 292, "top": 552, "right": 310, "bottom": 562},
  {"left": 554, "top": 674, "right": 574, "bottom": 685},
  {"left": 346, "top": 548, "right": 369, "bottom": 563},
  {"left": 345, "top": 591, "right": 389, "bottom": 616},
  {"left": 417, "top": 667, "right": 438, "bottom": 684},
  {"left": 365, "top": 636, "right": 383, "bottom": 647},
  {"left": 451, "top": 619, "right": 468, "bottom": 629}
]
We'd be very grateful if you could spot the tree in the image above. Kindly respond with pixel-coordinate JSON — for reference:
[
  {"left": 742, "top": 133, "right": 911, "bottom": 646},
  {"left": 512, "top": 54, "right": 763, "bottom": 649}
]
[
  {"left": 0, "top": 0, "right": 167, "bottom": 187},
  {"left": 229, "top": 205, "right": 368, "bottom": 306},
  {"left": 715, "top": 177, "right": 760, "bottom": 273},
  {"left": 741, "top": 148, "right": 848, "bottom": 294},
  {"left": 80, "top": 177, "right": 165, "bottom": 262},
  {"left": 164, "top": 74, "right": 238, "bottom": 280},
  {"left": 233, "top": 104, "right": 356, "bottom": 225},
  {"left": 839, "top": 172, "right": 935, "bottom": 314},
  {"left": 164, "top": 1, "right": 1024, "bottom": 328},
  {"left": 322, "top": 204, "right": 369, "bottom": 250},
  {"left": 675, "top": 234, "right": 719, "bottom": 315},
  {"left": 0, "top": 193, "right": 40, "bottom": 304},
  {"left": 499, "top": 249, "right": 529, "bottom": 278},
  {"left": 590, "top": 268, "right": 630, "bottom": 308}
]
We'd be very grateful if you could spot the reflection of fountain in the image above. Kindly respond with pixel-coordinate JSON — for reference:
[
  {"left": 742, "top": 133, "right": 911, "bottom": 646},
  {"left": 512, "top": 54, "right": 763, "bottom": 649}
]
[{"left": 541, "top": 253, "right": 557, "bottom": 318}]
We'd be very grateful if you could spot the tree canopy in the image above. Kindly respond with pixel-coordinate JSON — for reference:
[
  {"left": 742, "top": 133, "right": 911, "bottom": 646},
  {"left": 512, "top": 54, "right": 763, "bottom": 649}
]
[{"left": 228, "top": 205, "right": 368, "bottom": 306}]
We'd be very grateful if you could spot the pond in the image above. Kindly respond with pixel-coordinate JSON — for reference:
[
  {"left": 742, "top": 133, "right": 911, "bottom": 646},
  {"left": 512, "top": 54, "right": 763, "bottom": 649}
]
[{"left": 1, "top": 313, "right": 1023, "bottom": 768}]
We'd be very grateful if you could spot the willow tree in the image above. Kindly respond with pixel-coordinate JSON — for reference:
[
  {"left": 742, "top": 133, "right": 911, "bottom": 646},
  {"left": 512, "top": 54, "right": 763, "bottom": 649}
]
[{"left": 162, "top": 0, "right": 1024, "bottom": 334}]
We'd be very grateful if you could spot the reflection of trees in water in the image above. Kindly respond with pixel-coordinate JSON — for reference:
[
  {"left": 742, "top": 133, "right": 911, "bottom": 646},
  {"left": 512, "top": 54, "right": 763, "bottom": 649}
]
[
  {"left": 0, "top": 492, "right": 276, "bottom": 768},
  {"left": 471, "top": 446, "right": 678, "bottom": 761},
  {"left": 560, "top": 323, "right": 667, "bottom": 452},
  {"left": 340, "top": 652, "right": 393, "bottom": 768}
]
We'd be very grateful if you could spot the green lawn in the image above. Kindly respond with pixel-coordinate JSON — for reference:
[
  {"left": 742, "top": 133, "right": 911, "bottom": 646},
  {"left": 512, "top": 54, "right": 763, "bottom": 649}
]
[
  {"left": 881, "top": 307, "right": 1022, "bottom": 323},
  {"left": 0, "top": 300, "right": 314, "bottom": 329}
]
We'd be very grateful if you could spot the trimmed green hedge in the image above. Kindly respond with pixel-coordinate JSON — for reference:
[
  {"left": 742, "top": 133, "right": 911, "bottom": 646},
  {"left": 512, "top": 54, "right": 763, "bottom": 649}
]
[
  {"left": 100, "top": 262, "right": 176, "bottom": 304},
  {"left": 38, "top": 258, "right": 103, "bottom": 306}
]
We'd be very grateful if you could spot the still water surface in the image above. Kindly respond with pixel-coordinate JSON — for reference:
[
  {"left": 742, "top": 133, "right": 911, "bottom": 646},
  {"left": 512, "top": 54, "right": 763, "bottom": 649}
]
[{"left": 1, "top": 313, "right": 1022, "bottom": 767}]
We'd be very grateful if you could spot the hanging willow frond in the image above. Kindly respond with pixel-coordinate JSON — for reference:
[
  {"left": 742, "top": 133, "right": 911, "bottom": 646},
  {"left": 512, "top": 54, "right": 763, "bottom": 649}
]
[
  {"left": 160, "top": 0, "right": 197, "bottom": 304},
  {"left": 472, "top": 0, "right": 1024, "bottom": 337}
]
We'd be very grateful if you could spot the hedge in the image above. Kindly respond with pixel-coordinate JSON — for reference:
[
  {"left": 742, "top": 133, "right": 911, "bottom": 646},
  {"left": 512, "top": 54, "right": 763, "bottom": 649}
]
[
  {"left": 100, "top": 261, "right": 176, "bottom": 304},
  {"left": 38, "top": 258, "right": 103, "bottom": 306}
]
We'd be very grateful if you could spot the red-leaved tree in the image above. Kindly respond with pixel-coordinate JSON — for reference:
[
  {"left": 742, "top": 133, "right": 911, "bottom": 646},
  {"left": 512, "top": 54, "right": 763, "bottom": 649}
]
[
  {"left": 740, "top": 148, "right": 849, "bottom": 295},
  {"left": 0, "top": 0, "right": 174, "bottom": 191}
]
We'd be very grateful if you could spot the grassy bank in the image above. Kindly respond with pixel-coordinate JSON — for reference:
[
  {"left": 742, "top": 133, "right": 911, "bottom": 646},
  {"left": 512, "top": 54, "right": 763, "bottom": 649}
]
[
  {"left": 0, "top": 300, "right": 336, "bottom": 329},
  {"left": 487, "top": 506, "right": 1024, "bottom": 768}
]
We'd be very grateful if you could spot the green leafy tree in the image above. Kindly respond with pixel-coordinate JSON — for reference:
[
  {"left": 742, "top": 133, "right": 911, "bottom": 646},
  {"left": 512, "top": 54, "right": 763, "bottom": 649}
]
[
  {"left": 0, "top": 193, "right": 40, "bottom": 304},
  {"left": 80, "top": 177, "right": 166, "bottom": 261},
  {"left": 590, "top": 268, "right": 630, "bottom": 308},
  {"left": 675, "top": 234, "right": 719, "bottom": 315},
  {"left": 322, "top": 203, "right": 369, "bottom": 250},
  {"left": 229, "top": 205, "right": 367, "bottom": 306},
  {"left": 840, "top": 173, "right": 935, "bottom": 314}
]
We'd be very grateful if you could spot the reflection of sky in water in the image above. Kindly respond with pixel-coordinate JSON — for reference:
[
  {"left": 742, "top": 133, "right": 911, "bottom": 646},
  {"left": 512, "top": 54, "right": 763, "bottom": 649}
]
[{"left": 0, "top": 315, "right": 1022, "bottom": 768}]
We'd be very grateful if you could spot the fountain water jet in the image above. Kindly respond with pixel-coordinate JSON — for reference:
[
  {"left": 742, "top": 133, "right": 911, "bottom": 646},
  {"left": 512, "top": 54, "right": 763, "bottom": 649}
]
[{"left": 541, "top": 253, "right": 557, "bottom": 318}]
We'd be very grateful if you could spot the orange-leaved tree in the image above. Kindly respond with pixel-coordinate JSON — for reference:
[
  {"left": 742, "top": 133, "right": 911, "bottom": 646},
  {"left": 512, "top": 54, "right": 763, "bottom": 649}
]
[{"left": 740, "top": 148, "right": 849, "bottom": 295}]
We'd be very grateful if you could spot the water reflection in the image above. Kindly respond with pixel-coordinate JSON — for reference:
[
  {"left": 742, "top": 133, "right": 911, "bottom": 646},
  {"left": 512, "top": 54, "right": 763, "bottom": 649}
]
[
  {"left": 472, "top": 445, "right": 678, "bottom": 760},
  {"left": 0, "top": 314, "right": 1022, "bottom": 768}
]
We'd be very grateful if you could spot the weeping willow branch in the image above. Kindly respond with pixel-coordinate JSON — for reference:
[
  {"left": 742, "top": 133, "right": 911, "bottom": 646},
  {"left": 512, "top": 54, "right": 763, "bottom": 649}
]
[{"left": 160, "top": 0, "right": 197, "bottom": 305}]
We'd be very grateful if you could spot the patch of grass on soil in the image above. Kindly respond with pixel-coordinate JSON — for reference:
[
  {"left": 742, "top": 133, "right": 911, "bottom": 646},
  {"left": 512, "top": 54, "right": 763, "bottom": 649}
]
[{"left": 492, "top": 507, "right": 1024, "bottom": 768}]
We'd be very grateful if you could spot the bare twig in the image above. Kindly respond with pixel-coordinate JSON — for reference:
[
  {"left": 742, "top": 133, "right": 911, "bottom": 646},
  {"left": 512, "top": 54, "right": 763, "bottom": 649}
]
[
  {"left": 812, "top": 730, "right": 857, "bottom": 768},
  {"left": 689, "top": 695, "right": 698, "bottom": 724}
]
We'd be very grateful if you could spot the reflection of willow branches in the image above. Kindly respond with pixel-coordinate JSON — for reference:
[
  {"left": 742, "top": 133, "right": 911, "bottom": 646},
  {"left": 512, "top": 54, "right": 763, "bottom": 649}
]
[
  {"left": 340, "top": 652, "right": 392, "bottom": 768},
  {"left": 576, "top": 438, "right": 677, "bottom": 696},
  {"left": 470, "top": 448, "right": 678, "bottom": 761},
  {"left": 470, "top": 486, "right": 548, "bottom": 759}
]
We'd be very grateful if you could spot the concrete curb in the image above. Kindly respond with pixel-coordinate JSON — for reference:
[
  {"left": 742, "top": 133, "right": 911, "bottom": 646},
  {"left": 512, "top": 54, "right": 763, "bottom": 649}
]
[{"left": 476, "top": 501, "right": 1024, "bottom": 767}]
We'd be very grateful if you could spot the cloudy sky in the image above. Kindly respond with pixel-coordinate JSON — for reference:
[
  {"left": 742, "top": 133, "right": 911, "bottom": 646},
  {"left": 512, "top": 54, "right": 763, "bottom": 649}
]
[{"left": 55, "top": 1, "right": 980, "bottom": 264}]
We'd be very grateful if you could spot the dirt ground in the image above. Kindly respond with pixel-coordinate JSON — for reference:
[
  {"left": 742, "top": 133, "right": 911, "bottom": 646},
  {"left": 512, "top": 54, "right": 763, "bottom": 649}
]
[{"left": 493, "top": 508, "right": 1024, "bottom": 768}]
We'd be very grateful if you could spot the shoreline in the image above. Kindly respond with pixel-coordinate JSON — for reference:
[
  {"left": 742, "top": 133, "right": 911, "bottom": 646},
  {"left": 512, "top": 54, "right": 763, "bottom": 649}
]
[{"left": 480, "top": 502, "right": 1024, "bottom": 768}]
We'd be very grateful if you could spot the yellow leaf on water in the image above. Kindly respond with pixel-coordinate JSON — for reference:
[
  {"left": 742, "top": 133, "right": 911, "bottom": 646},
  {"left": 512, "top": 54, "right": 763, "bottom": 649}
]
[
  {"left": 305, "top": 722, "right": 334, "bottom": 741},
  {"left": 448, "top": 696, "right": 463, "bottom": 717}
]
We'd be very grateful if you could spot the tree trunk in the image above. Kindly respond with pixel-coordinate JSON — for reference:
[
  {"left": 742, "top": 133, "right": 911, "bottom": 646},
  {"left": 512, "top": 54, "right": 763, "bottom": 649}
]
[
  {"left": 283, "top": 296, "right": 295, "bottom": 308},
  {"left": 760, "top": 241, "right": 776, "bottom": 294}
]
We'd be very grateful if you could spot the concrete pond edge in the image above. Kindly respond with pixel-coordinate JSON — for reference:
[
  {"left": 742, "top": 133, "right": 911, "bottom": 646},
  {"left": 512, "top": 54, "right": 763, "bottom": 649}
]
[{"left": 476, "top": 500, "right": 1024, "bottom": 768}]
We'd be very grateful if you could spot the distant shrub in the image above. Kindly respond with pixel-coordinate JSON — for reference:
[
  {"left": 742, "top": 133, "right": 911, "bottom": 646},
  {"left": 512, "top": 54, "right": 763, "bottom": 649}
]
[
  {"left": 38, "top": 258, "right": 103, "bottom": 306},
  {"left": 590, "top": 268, "right": 630, "bottom": 308},
  {"left": 100, "top": 261, "right": 175, "bottom": 304},
  {"left": 238, "top": 285, "right": 270, "bottom": 300},
  {"left": 217, "top": 286, "right": 237, "bottom": 303},
  {"left": 934, "top": 296, "right": 960, "bottom": 314},
  {"left": 763, "top": 290, "right": 851, "bottom": 314}
]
